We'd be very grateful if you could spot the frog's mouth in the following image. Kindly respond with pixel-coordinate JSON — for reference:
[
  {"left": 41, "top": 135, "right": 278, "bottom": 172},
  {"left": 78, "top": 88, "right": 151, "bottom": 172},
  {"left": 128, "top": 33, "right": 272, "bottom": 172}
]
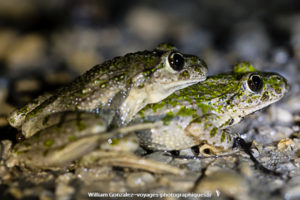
[
  {"left": 164, "top": 79, "right": 200, "bottom": 90},
  {"left": 243, "top": 95, "right": 286, "bottom": 116},
  {"left": 148, "top": 79, "right": 201, "bottom": 102}
]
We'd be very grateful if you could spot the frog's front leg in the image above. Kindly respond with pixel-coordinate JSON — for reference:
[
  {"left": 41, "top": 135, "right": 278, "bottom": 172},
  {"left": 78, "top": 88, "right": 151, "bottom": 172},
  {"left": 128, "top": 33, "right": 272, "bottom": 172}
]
[
  {"left": 8, "top": 94, "right": 51, "bottom": 128},
  {"left": 185, "top": 114, "right": 236, "bottom": 152}
]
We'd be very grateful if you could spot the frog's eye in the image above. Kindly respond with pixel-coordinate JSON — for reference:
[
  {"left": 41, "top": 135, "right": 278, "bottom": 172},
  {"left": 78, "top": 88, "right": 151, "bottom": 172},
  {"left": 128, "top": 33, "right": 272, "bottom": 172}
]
[
  {"left": 168, "top": 52, "right": 184, "bottom": 71},
  {"left": 247, "top": 74, "right": 263, "bottom": 92}
]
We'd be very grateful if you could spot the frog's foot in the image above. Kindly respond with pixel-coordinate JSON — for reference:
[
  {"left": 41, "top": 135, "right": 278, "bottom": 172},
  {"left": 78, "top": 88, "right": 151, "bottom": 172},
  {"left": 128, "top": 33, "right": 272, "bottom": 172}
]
[
  {"left": 198, "top": 143, "right": 225, "bottom": 156},
  {"left": 233, "top": 137, "right": 282, "bottom": 176},
  {"left": 79, "top": 150, "right": 184, "bottom": 175}
]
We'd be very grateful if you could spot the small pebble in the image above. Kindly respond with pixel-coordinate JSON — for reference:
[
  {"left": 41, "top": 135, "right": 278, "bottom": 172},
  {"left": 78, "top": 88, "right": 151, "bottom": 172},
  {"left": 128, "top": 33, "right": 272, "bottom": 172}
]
[
  {"left": 277, "top": 138, "right": 295, "bottom": 151},
  {"left": 9, "top": 187, "right": 23, "bottom": 199},
  {"left": 195, "top": 167, "right": 250, "bottom": 200},
  {"left": 76, "top": 166, "right": 113, "bottom": 182},
  {"left": 45, "top": 72, "right": 74, "bottom": 86},
  {"left": 0, "top": 140, "right": 12, "bottom": 160},
  {"left": 7, "top": 34, "right": 47, "bottom": 69},
  {"left": 238, "top": 162, "right": 253, "bottom": 178},
  {"left": 145, "top": 151, "right": 173, "bottom": 164},
  {"left": 126, "top": 172, "right": 155, "bottom": 189},
  {"left": 275, "top": 108, "right": 293, "bottom": 124},
  {"left": 15, "top": 78, "right": 41, "bottom": 93},
  {"left": 56, "top": 173, "right": 74, "bottom": 184},
  {"left": 55, "top": 183, "right": 74, "bottom": 200},
  {"left": 0, "top": 116, "right": 8, "bottom": 127},
  {"left": 284, "top": 185, "right": 300, "bottom": 200},
  {"left": 284, "top": 176, "right": 300, "bottom": 200},
  {"left": 126, "top": 7, "right": 168, "bottom": 41},
  {"left": 40, "top": 190, "right": 54, "bottom": 200}
]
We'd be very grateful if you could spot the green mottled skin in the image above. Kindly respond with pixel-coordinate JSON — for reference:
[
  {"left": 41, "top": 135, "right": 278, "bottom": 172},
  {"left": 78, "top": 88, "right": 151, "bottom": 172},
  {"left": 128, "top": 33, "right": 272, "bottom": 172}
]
[
  {"left": 9, "top": 62, "right": 288, "bottom": 169},
  {"left": 8, "top": 44, "right": 207, "bottom": 138},
  {"left": 134, "top": 62, "right": 289, "bottom": 151}
]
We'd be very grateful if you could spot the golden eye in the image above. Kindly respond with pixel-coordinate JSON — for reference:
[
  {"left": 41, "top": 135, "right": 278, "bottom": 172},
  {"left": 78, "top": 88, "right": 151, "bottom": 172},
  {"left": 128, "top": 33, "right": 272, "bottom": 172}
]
[{"left": 168, "top": 52, "right": 184, "bottom": 71}]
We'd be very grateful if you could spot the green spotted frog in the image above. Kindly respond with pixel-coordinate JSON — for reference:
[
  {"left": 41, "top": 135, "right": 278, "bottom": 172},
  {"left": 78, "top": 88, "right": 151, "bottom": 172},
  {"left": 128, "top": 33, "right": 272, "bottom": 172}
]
[
  {"left": 8, "top": 44, "right": 208, "bottom": 138},
  {"left": 9, "top": 62, "right": 288, "bottom": 170},
  {"left": 134, "top": 62, "right": 289, "bottom": 152}
]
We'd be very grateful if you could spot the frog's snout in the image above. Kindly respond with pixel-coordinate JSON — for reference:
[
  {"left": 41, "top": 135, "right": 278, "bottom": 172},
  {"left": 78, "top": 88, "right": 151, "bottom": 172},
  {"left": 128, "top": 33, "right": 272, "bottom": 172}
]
[
  {"left": 284, "top": 78, "right": 290, "bottom": 93},
  {"left": 280, "top": 75, "right": 289, "bottom": 94}
]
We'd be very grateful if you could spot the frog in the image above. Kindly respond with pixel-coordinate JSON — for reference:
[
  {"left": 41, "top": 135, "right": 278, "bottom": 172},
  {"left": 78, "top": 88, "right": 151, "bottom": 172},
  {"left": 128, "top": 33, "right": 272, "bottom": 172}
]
[
  {"left": 8, "top": 44, "right": 208, "bottom": 138},
  {"left": 133, "top": 62, "right": 289, "bottom": 153},
  {"left": 9, "top": 112, "right": 181, "bottom": 174},
  {"left": 8, "top": 62, "right": 288, "bottom": 173}
]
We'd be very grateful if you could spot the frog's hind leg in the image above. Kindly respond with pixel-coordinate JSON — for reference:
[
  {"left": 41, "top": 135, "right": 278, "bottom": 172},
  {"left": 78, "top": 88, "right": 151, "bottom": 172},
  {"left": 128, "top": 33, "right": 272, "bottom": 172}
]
[
  {"left": 79, "top": 150, "right": 183, "bottom": 175},
  {"left": 22, "top": 108, "right": 116, "bottom": 138},
  {"left": 12, "top": 119, "right": 157, "bottom": 169}
]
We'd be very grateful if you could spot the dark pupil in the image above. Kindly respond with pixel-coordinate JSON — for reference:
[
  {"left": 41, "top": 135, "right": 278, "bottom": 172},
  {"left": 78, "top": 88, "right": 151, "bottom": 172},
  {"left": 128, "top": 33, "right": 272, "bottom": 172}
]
[
  {"left": 248, "top": 75, "right": 263, "bottom": 92},
  {"left": 169, "top": 53, "right": 184, "bottom": 71}
]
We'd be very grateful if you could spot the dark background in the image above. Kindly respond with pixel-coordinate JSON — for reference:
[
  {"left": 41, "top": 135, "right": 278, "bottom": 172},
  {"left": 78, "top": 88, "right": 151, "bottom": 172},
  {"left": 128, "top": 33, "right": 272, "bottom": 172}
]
[
  {"left": 0, "top": 1, "right": 300, "bottom": 199},
  {"left": 0, "top": 0, "right": 299, "bottom": 108}
]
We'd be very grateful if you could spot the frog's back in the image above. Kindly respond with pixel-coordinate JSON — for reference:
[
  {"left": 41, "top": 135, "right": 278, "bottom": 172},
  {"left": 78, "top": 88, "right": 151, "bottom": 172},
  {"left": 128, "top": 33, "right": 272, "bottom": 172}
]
[
  {"left": 137, "top": 73, "right": 240, "bottom": 121},
  {"left": 54, "top": 50, "right": 163, "bottom": 110},
  {"left": 9, "top": 44, "right": 209, "bottom": 138},
  {"left": 8, "top": 50, "right": 162, "bottom": 130}
]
